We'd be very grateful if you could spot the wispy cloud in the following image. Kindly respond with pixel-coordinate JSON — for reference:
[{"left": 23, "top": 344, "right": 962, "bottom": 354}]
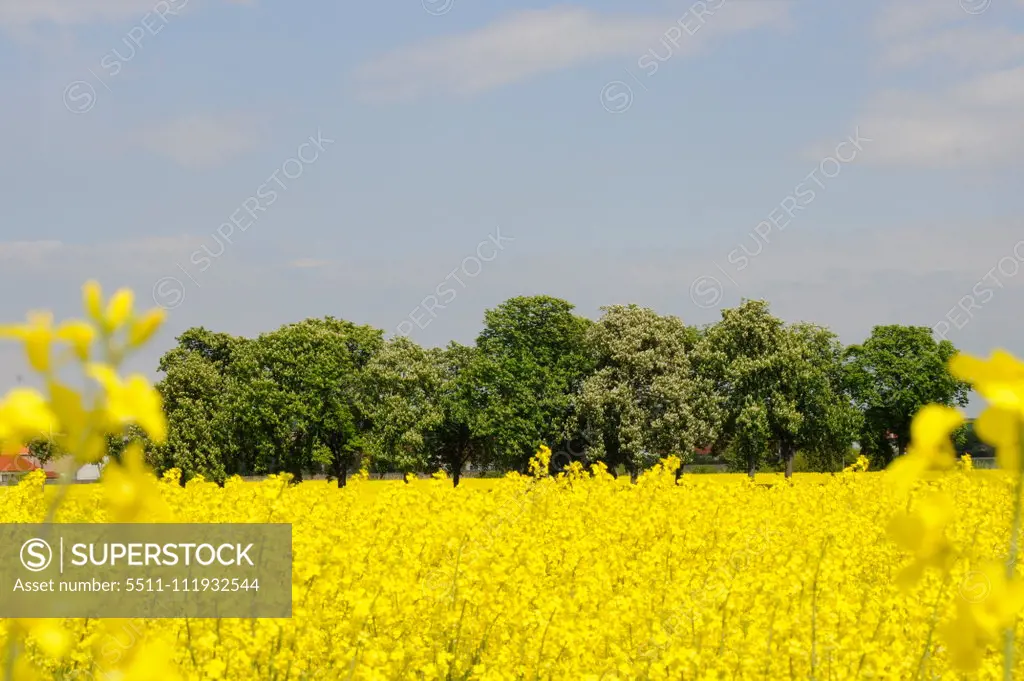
[
  {"left": 829, "top": 0, "right": 1024, "bottom": 169},
  {"left": 0, "top": 240, "right": 64, "bottom": 264},
  {"left": 879, "top": 26, "right": 1024, "bottom": 69},
  {"left": 871, "top": 0, "right": 969, "bottom": 40},
  {"left": 0, "top": 236, "right": 206, "bottom": 272},
  {"left": 352, "top": 4, "right": 790, "bottom": 102},
  {"left": 847, "top": 66, "right": 1024, "bottom": 168},
  {"left": 135, "top": 114, "right": 262, "bottom": 169},
  {"left": 0, "top": 0, "right": 251, "bottom": 29}
]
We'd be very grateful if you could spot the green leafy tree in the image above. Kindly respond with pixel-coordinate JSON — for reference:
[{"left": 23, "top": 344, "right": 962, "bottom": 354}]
[
  {"left": 155, "top": 328, "right": 244, "bottom": 483},
  {"left": 235, "top": 317, "right": 384, "bottom": 486},
  {"left": 699, "top": 301, "right": 859, "bottom": 478},
  {"left": 422, "top": 343, "right": 495, "bottom": 485},
  {"left": 844, "top": 325, "right": 970, "bottom": 466},
  {"left": 358, "top": 337, "right": 444, "bottom": 479},
  {"left": 778, "top": 323, "right": 861, "bottom": 476},
  {"left": 473, "top": 296, "right": 594, "bottom": 471},
  {"left": 573, "top": 305, "right": 718, "bottom": 481}
]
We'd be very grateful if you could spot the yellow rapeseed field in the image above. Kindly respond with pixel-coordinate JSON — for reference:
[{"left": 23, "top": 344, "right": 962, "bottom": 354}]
[
  {"left": 0, "top": 460, "right": 1019, "bottom": 680},
  {"left": 3, "top": 281, "right": 1024, "bottom": 680}
]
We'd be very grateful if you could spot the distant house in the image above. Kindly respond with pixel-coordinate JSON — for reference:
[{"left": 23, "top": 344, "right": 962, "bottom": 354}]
[
  {"left": 41, "top": 455, "right": 104, "bottom": 483},
  {"left": 0, "top": 450, "right": 61, "bottom": 484}
]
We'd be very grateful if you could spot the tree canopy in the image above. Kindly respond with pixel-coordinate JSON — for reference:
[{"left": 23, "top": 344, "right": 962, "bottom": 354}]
[
  {"left": 141, "top": 297, "right": 970, "bottom": 484},
  {"left": 844, "top": 325, "right": 970, "bottom": 466}
]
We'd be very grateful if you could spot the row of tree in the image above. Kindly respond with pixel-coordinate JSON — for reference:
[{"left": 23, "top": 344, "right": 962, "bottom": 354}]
[{"left": 77, "top": 297, "right": 973, "bottom": 485}]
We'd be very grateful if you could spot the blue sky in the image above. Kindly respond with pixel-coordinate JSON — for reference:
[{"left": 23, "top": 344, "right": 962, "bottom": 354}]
[{"left": 2, "top": 0, "right": 1024, "bottom": 410}]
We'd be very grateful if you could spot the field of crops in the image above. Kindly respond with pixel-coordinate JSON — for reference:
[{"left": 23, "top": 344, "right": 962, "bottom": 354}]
[{"left": 0, "top": 459, "right": 1017, "bottom": 681}]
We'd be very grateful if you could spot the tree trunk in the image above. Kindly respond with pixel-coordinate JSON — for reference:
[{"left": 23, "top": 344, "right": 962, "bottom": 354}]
[
  {"left": 450, "top": 448, "right": 465, "bottom": 488},
  {"left": 783, "top": 443, "right": 796, "bottom": 479},
  {"left": 747, "top": 455, "right": 756, "bottom": 479},
  {"left": 337, "top": 466, "right": 347, "bottom": 488}
]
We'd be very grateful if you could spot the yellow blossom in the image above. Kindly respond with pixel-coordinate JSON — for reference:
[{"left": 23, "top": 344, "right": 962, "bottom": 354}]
[
  {"left": 528, "top": 444, "right": 552, "bottom": 478},
  {"left": 0, "top": 311, "right": 98, "bottom": 371},
  {"left": 886, "top": 492, "right": 956, "bottom": 587},
  {"left": 127, "top": 308, "right": 166, "bottom": 348},
  {"left": 26, "top": 621, "right": 73, "bottom": 659},
  {"left": 56, "top": 319, "right": 96, "bottom": 361},
  {"left": 940, "top": 562, "right": 1024, "bottom": 671},
  {"left": 950, "top": 349, "right": 1024, "bottom": 416},
  {"left": 0, "top": 388, "right": 58, "bottom": 454},
  {"left": 886, "top": 404, "right": 963, "bottom": 492},
  {"left": 0, "top": 311, "right": 56, "bottom": 373},
  {"left": 85, "top": 363, "right": 167, "bottom": 443},
  {"left": 105, "top": 288, "right": 135, "bottom": 332},
  {"left": 101, "top": 442, "right": 161, "bottom": 522}
]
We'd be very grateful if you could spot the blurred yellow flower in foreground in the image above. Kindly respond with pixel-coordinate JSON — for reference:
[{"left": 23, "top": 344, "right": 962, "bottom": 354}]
[
  {"left": 0, "top": 281, "right": 176, "bottom": 680},
  {"left": 950, "top": 349, "right": 1024, "bottom": 417},
  {"left": 886, "top": 404, "right": 963, "bottom": 493},
  {"left": 0, "top": 389, "right": 57, "bottom": 455},
  {"left": 940, "top": 562, "right": 1024, "bottom": 671},
  {"left": 887, "top": 491, "right": 957, "bottom": 587},
  {"left": 85, "top": 364, "right": 167, "bottom": 444}
]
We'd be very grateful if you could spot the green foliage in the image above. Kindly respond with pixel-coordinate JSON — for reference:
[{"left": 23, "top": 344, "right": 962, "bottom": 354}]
[
  {"left": 421, "top": 343, "right": 494, "bottom": 485},
  {"left": 573, "top": 304, "right": 718, "bottom": 479},
  {"left": 149, "top": 297, "right": 971, "bottom": 486},
  {"left": 358, "top": 337, "right": 444, "bottom": 476},
  {"left": 844, "top": 325, "right": 970, "bottom": 467},
  {"left": 955, "top": 419, "right": 994, "bottom": 459},
  {"left": 473, "top": 296, "right": 593, "bottom": 471},
  {"left": 698, "top": 301, "right": 860, "bottom": 478},
  {"left": 154, "top": 328, "right": 242, "bottom": 483}
]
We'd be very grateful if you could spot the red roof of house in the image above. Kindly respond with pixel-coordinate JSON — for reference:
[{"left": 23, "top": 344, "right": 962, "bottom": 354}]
[{"left": 0, "top": 451, "right": 60, "bottom": 478}]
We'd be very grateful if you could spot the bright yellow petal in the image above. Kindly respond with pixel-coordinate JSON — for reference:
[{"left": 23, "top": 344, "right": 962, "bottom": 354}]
[
  {"left": 56, "top": 320, "right": 96, "bottom": 361},
  {"left": 975, "top": 407, "right": 1020, "bottom": 472},
  {"left": 990, "top": 349, "right": 1024, "bottom": 381},
  {"left": 105, "top": 288, "right": 134, "bottom": 331},
  {"left": 951, "top": 350, "right": 1024, "bottom": 414},
  {"left": 124, "top": 375, "right": 167, "bottom": 443},
  {"left": 46, "top": 381, "right": 85, "bottom": 441},
  {"left": 949, "top": 352, "right": 991, "bottom": 385},
  {"left": 0, "top": 324, "right": 29, "bottom": 340},
  {"left": 911, "top": 404, "right": 964, "bottom": 447},
  {"left": 886, "top": 453, "right": 928, "bottom": 492},
  {"left": 83, "top": 280, "right": 104, "bottom": 323},
  {"left": 0, "top": 388, "right": 57, "bottom": 445},
  {"left": 24, "top": 327, "right": 52, "bottom": 373},
  {"left": 85, "top": 363, "right": 122, "bottom": 393},
  {"left": 127, "top": 308, "right": 166, "bottom": 348}
]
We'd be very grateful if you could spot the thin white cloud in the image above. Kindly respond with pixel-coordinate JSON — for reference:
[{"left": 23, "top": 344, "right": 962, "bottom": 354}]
[
  {"left": 871, "top": 0, "right": 968, "bottom": 40},
  {"left": 0, "top": 0, "right": 250, "bottom": 28},
  {"left": 829, "top": 0, "right": 1024, "bottom": 171},
  {"left": 845, "top": 66, "right": 1024, "bottom": 168},
  {"left": 0, "top": 0, "right": 168, "bottom": 27},
  {"left": 879, "top": 25, "right": 1024, "bottom": 69},
  {"left": 136, "top": 114, "right": 261, "bottom": 169},
  {"left": 0, "top": 236, "right": 206, "bottom": 272},
  {"left": 0, "top": 240, "right": 64, "bottom": 263},
  {"left": 352, "top": 4, "right": 791, "bottom": 101}
]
